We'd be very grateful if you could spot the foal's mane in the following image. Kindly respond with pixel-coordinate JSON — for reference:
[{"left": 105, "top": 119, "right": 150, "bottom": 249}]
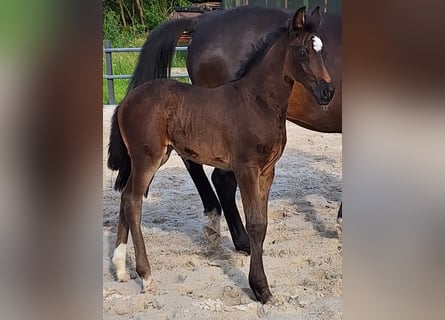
[
  {"left": 232, "top": 26, "right": 288, "bottom": 81},
  {"left": 232, "top": 16, "right": 319, "bottom": 81}
]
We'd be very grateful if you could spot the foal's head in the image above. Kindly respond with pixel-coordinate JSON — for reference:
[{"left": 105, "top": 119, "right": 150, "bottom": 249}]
[{"left": 284, "top": 7, "right": 335, "bottom": 105}]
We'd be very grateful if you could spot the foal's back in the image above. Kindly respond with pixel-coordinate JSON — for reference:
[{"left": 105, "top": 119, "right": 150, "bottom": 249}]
[{"left": 119, "top": 79, "right": 286, "bottom": 170}]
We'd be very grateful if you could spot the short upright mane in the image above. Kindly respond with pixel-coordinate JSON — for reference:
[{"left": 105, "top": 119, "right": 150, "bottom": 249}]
[
  {"left": 232, "top": 26, "right": 288, "bottom": 81},
  {"left": 232, "top": 16, "right": 318, "bottom": 81}
]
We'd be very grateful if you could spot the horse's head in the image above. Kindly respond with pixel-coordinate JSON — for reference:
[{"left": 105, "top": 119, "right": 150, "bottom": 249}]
[{"left": 284, "top": 7, "right": 335, "bottom": 106}]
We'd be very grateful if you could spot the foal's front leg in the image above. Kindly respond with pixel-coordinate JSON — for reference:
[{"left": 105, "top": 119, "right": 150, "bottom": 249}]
[{"left": 236, "top": 167, "right": 275, "bottom": 304}]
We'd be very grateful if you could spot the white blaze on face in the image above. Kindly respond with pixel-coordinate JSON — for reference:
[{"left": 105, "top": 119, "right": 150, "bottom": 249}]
[{"left": 312, "top": 36, "right": 323, "bottom": 52}]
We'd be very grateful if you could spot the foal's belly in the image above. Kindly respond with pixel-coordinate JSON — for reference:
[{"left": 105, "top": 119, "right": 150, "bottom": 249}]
[
  {"left": 164, "top": 100, "right": 235, "bottom": 169},
  {"left": 171, "top": 142, "right": 232, "bottom": 169}
]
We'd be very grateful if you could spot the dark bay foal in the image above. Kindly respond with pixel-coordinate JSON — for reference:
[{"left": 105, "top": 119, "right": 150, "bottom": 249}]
[
  {"left": 127, "top": 6, "right": 342, "bottom": 253},
  {"left": 108, "top": 7, "right": 334, "bottom": 304}
]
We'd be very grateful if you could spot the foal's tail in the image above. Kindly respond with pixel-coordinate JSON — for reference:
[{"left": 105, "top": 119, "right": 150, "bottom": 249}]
[
  {"left": 127, "top": 18, "right": 198, "bottom": 92},
  {"left": 107, "top": 106, "right": 131, "bottom": 192},
  {"left": 109, "top": 19, "right": 198, "bottom": 191}
]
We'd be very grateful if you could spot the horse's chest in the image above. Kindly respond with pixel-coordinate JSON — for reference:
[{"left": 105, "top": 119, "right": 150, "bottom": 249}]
[{"left": 249, "top": 117, "right": 287, "bottom": 165}]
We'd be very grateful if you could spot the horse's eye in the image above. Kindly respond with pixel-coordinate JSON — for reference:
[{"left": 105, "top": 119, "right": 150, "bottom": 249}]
[{"left": 298, "top": 49, "right": 306, "bottom": 57}]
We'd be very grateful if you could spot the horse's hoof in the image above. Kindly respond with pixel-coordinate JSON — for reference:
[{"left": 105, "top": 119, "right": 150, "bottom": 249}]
[
  {"left": 336, "top": 217, "right": 342, "bottom": 230},
  {"left": 141, "top": 275, "right": 155, "bottom": 293},
  {"left": 112, "top": 243, "right": 129, "bottom": 282},
  {"left": 252, "top": 286, "right": 272, "bottom": 304},
  {"left": 116, "top": 270, "right": 130, "bottom": 282},
  {"left": 336, "top": 218, "right": 343, "bottom": 249},
  {"left": 202, "top": 208, "right": 221, "bottom": 246},
  {"left": 234, "top": 243, "right": 251, "bottom": 255},
  {"left": 203, "top": 224, "right": 221, "bottom": 246},
  {"left": 265, "top": 295, "right": 282, "bottom": 306},
  {"left": 258, "top": 291, "right": 273, "bottom": 304},
  {"left": 336, "top": 216, "right": 342, "bottom": 237}
]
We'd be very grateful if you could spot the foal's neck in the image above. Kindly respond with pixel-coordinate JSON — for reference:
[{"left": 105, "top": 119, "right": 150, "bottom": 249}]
[{"left": 239, "top": 35, "right": 292, "bottom": 111}]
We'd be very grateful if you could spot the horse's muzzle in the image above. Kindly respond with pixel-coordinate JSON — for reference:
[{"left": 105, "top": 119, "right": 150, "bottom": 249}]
[{"left": 312, "top": 80, "right": 335, "bottom": 105}]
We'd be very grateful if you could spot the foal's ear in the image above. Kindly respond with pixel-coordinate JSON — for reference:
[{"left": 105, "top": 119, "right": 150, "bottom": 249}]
[
  {"left": 310, "top": 6, "right": 322, "bottom": 29},
  {"left": 290, "top": 7, "right": 306, "bottom": 32}
]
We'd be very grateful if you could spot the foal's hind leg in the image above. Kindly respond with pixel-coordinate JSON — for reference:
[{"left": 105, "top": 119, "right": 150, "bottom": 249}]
[
  {"left": 337, "top": 202, "right": 342, "bottom": 227},
  {"left": 112, "top": 205, "right": 131, "bottom": 282},
  {"left": 120, "top": 151, "right": 167, "bottom": 293},
  {"left": 336, "top": 203, "right": 342, "bottom": 243},
  {"left": 112, "top": 147, "right": 172, "bottom": 283},
  {"left": 212, "top": 169, "right": 250, "bottom": 253}
]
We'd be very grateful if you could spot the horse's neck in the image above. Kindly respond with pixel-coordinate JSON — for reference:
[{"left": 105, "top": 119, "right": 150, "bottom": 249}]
[{"left": 240, "top": 36, "right": 292, "bottom": 110}]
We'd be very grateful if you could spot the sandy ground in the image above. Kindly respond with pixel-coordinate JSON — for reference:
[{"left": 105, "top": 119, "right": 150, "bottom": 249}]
[{"left": 103, "top": 105, "right": 342, "bottom": 319}]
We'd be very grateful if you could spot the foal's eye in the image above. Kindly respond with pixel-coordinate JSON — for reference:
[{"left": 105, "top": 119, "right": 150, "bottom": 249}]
[{"left": 298, "top": 49, "right": 306, "bottom": 57}]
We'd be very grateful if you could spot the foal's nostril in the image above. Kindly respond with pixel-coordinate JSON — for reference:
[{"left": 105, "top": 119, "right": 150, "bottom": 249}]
[
  {"left": 322, "top": 88, "right": 330, "bottom": 100},
  {"left": 329, "top": 85, "right": 335, "bottom": 97},
  {"left": 315, "top": 81, "right": 335, "bottom": 104},
  {"left": 323, "top": 83, "right": 335, "bottom": 101}
]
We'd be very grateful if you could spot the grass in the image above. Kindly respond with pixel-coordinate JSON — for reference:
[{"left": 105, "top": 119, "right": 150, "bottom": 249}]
[{"left": 103, "top": 38, "right": 189, "bottom": 105}]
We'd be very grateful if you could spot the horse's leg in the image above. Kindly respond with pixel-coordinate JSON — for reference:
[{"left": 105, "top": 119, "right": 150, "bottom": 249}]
[
  {"left": 336, "top": 202, "right": 342, "bottom": 243},
  {"left": 236, "top": 167, "right": 275, "bottom": 303},
  {"left": 212, "top": 169, "right": 250, "bottom": 253},
  {"left": 337, "top": 202, "right": 342, "bottom": 226},
  {"left": 182, "top": 159, "right": 222, "bottom": 245},
  {"left": 120, "top": 150, "right": 166, "bottom": 293},
  {"left": 112, "top": 203, "right": 130, "bottom": 282}
]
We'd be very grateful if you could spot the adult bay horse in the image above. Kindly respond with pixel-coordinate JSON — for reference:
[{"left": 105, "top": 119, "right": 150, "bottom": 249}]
[
  {"left": 108, "top": 7, "right": 334, "bottom": 303},
  {"left": 125, "top": 5, "right": 342, "bottom": 254}
]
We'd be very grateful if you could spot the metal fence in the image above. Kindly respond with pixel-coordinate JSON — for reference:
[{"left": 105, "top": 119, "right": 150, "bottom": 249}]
[
  {"left": 223, "top": 0, "right": 342, "bottom": 13},
  {"left": 103, "top": 39, "right": 189, "bottom": 104}
]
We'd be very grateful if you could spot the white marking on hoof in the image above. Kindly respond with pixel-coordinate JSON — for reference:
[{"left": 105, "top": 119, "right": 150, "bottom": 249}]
[
  {"left": 312, "top": 35, "right": 323, "bottom": 52},
  {"left": 336, "top": 218, "right": 343, "bottom": 248},
  {"left": 141, "top": 275, "right": 155, "bottom": 293},
  {"left": 112, "top": 243, "right": 130, "bottom": 282},
  {"left": 202, "top": 208, "right": 221, "bottom": 246},
  {"left": 336, "top": 217, "right": 343, "bottom": 233}
]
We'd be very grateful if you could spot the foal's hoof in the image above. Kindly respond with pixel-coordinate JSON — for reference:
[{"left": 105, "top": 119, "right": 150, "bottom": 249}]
[
  {"left": 336, "top": 217, "right": 343, "bottom": 249},
  {"left": 336, "top": 217, "right": 342, "bottom": 237},
  {"left": 258, "top": 291, "right": 273, "bottom": 305},
  {"left": 336, "top": 217, "right": 342, "bottom": 231},
  {"left": 116, "top": 270, "right": 130, "bottom": 282},
  {"left": 141, "top": 275, "right": 155, "bottom": 293},
  {"left": 203, "top": 224, "right": 221, "bottom": 247},
  {"left": 252, "top": 287, "right": 273, "bottom": 304}
]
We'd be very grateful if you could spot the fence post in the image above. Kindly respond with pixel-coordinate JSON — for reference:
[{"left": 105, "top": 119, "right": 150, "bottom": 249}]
[{"left": 104, "top": 40, "right": 115, "bottom": 105}]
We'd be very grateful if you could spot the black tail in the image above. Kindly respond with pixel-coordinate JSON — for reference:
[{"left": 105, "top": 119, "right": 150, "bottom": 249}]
[
  {"left": 109, "top": 19, "right": 197, "bottom": 192},
  {"left": 127, "top": 18, "right": 198, "bottom": 92},
  {"left": 107, "top": 106, "right": 131, "bottom": 192}
]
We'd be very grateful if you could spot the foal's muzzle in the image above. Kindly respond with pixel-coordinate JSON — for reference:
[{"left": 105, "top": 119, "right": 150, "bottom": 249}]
[{"left": 312, "top": 80, "right": 335, "bottom": 105}]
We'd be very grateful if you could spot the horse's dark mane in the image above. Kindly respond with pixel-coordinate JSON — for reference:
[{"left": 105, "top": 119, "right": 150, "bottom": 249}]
[
  {"left": 232, "top": 26, "right": 288, "bottom": 81},
  {"left": 232, "top": 19, "right": 317, "bottom": 81}
]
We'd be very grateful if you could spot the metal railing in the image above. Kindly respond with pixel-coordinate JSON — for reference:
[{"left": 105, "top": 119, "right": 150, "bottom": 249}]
[{"left": 103, "top": 39, "right": 189, "bottom": 104}]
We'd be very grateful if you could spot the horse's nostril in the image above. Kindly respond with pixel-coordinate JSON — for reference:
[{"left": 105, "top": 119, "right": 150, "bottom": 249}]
[
  {"left": 322, "top": 88, "right": 329, "bottom": 99},
  {"left": 317, "top": 81, "right": 335, "bottom": 103}
]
